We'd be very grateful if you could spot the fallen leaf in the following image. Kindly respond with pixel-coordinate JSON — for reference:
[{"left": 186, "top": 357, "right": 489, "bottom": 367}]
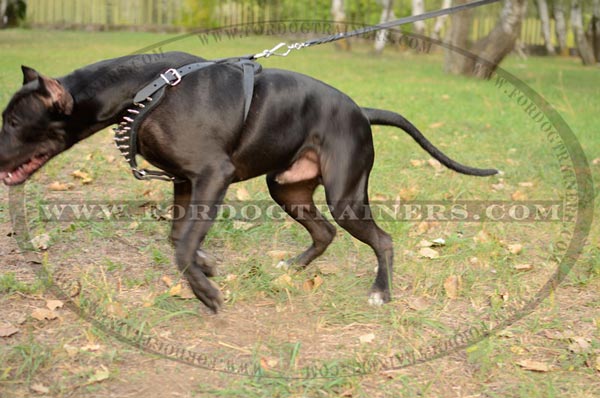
[
  {"left": 31, "top": 233, "right": 51, "bottom": 250},
  {"left": 428, "top": 121, "right": 445, "bottom": 129},
  {"left": 272, "top": 274, "right": 293, "bottom": 288},
  {"left": 31, "top": 308, "right": 58, "bottom": 321},
  {"left": 30, "top": 383, "right": 50, "bottom": 394},
  {"left": 474, "top": 230, "right": 491, "bottom": 243},
  {"left": 46, "top": 299, "right": 64, "bottom": 311},
  {"left": 260, "top": 357, "right": 279, "bottom": 371},
  {"left": 443, "top": 275, "right": 462, "bottom": 299},
  {"left": 72, "top": 169, "right": 93, "bottom": 184},
  {"left": 568, "top": 337, "right": 591, "bottom": 354},
  {"left": 409, "top": 159, "right": 424, "bottom": 167},
  {"left": 47, "top": 181, "right": 74, "bottom": 191},
  {"left": 398, "top": 186, "right": 418, "bottom": 201},
  {"left": 432, "top": 238, "right": 446, "bottom": 247},
  {"left": 302, "top": 275, "right": 324, "bottom": 292},
  {"left": 87, "top": 365, "right": 110, "bottom": 384},
  {"left": 518, "top": 181, "right": 534, "bottom": 187},
  {"left": 63, "top": 343, "right": 79, "bottom": 357},
  {"left": 0, "top": 323, "right": 19, "bottom": 337},
  {"left": 80, "top": 343, "right": 102, "bottom": 352},
  {"left": 106, "top": 302, "right": 126, "bottom": 318},
  {"left": 418, "top": 247, "right": 439, "bottom": 259},
  {"left": 514, "top": 263, "right": 533, "bottom": 271},
  {"left": 267, "top": 250, "right": 292, "bottom": 261},
  {"left": 371, "top": 193, "right": 388, "bottom": 201},
  {"left": 427, "top": 158, "right": 444, "bottom": 172},
  {"left": 236, "top": 187, "right": 251, "bottom": 201},
  {"left": 511, "top": 190, "right": 528, "bottom": 201},
  {"left": 359, "top": 333, "right": 376, "bottom": 344},
  {"left": 161, "top": 275, "right": 174, "bottom": 287},
  {"left": 516, "top": 359, "right": 552, "bottom": 372},
  {"left": 491, "top": 182, "right": 505, "bottom": 191},
  {"left": 232, "top": 220, "right": 254, "bottom": 231},
  {"left": 507, "top": 243, "right": 523, "bottom": 255},
  {"left": 408, "top": 297, "right": 430, "bottom": 311}
]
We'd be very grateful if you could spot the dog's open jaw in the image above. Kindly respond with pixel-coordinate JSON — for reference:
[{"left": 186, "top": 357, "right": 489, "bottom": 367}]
[{"left": 0, "top": 152, "right": 51, "bottom": 186}]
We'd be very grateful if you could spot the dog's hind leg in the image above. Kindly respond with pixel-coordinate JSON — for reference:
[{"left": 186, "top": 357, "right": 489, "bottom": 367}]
[
  {"left": 321, "top": 124, "right": 394, "bottom": 305},
  {"left": 266, "top": 175, "right": 336, "bottom": 269}
]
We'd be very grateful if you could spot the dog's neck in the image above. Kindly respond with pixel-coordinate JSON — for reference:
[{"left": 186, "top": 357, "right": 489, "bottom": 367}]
[{"left": 60, "top": 52, "right": 202, "bottom": 145}]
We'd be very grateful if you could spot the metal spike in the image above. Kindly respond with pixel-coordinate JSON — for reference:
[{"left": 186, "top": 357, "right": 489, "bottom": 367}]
[
  {"left": 127, "top": 109, "right": 140, "bottom": 114},
  {"left": 121, "top": 151, "right": 130, "bottom": 156},
  {"left": 146, "top": 97, "right": 153, "bottom": 101},
  {"left": 120, "top": 121, "right": 127, "bottom": 126},
  {"left": 123, "top": 127, "right": 131, "bottom": 131},
  {"left": 117, "top": 145, "right": 129, "bottom": 149},
  {"left": 124, "top": 117, "right": 134, "bottom": 122},
  {"left": 137, "top": 103, "right": 146, "bottom": 108}
]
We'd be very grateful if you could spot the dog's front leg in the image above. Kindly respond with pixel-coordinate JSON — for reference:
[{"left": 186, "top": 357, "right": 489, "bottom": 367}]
[{"left": 174, "top": 161, "right": 235, "bottom": 313}]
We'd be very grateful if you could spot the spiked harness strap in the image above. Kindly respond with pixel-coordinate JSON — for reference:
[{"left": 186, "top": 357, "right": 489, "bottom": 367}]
[{"left": 113, "top": 58, "right": 261, "bottom": 182}]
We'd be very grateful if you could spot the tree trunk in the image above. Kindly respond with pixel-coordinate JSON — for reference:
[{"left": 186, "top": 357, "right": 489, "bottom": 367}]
[
  {"left": 467, "top": 0, "right": 527, "bottom": 78},
  {"left": 444, "top": 0, "right": 473, "bottom": 74},
  {"left": 331, "top": 0, "right": 350, "bottom": 51},
  {"left": 554, "top": 0, "right": 568, "bottom": 55},
  {"left": 571, "top": 0, "right": 596, "bottom": 64},
  {"left": 411, "top": 0, "right": 426, "bottom": 36},
  {"left": 0, "top": 0, "right": 7, "bottom": 28},
  {"left": 432, "top": 0, "right": 452, "bottom": 41},
  {"left": 536, "top": 0, "right": 555, "bottom": 54},
  {"left": 374, "top": 0, "right": 395, "bottom": 53},
  {"left": 589, "top": 0, "right": 600, "bottom": 61}
]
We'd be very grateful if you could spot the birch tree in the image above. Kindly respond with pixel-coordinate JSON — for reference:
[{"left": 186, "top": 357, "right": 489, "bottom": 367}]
[
  {"left": 536, "top": 0, "right": 555, "bottom": 54},
  {"left": 412, "top": 0, "right": 426, "bottom": 36},
  {"left": 432, "top": 0, "right": 452, "bottom": 41},
  {"left": 554, "top": 0, "right": 568, "bottom": 55},
  {"left": 331, "top": 0, "right": 350, "bottom": 50},
  {"left": 571, "top": 0, "right": 595, "bottom": 64},
  {"left": 374, "top": 0, "right": 395, "bottom": 53}
]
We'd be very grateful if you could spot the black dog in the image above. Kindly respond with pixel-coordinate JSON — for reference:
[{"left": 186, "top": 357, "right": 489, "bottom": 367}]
[{"left": 0, "top": 52, "right": 497, "bottom": 312}]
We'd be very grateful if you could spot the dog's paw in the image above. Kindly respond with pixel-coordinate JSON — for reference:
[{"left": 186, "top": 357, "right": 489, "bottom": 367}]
[
  {"left": 196, "top": 249, "right": 218, "bottom": 277},
  {"left": 368, "top": 290, "right": 391, "bottom": 306}
]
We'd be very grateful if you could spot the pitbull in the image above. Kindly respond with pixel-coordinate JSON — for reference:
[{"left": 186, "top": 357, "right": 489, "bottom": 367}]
[{"left": 0, "top": 51, "right": 497, "bottom": 312}]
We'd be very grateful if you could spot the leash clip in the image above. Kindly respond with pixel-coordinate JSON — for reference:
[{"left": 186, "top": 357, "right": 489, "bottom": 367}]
[
  {"left": 253, "top": 42, "right": 307, "bottom": 59},
  {"left": 160, "top": 68, "right": 182, "bottom": 86}
]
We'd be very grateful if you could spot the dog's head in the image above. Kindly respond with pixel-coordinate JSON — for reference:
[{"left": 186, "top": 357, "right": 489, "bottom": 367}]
[{"left": 0, "top": 66, "right": 74, "bottom": 186}]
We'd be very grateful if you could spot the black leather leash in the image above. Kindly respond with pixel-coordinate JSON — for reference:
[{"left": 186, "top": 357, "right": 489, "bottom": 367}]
[{"left": 114, "top": 0, "right": 499, "bottom": 182}]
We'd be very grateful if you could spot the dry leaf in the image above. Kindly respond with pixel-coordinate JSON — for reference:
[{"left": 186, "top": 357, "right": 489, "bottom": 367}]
[
  {"left": 474, "top": 230, "right": 491, "bottom": 243},
  {"left": 31, "top": 308, "right": 58, "bottom": 321},
  {"left": 371, "top": 193, "right": 388, "bottom": 201},
  {"left": 31, "top": 233, "right": 51, "bottom": 250},
  {"left": 236, "top": 187, "right": 251, "bottom": 201},
  {"left": 511, "top": 190, "right": 528, "bottom": 201},
  {"left": 0, "top": 323, "right": 19, "bottom": 337},
  {"left": 80, "top": 343, "right": 102, "bottom": 352},
  {"left": 30, "top": 383, "right": 50, "bottom": 394},
  {"left": 87, "top": 365, "right": 110, "bottom": 384},
  {"left": 409, "top": 159, "right": 424, "bottom": 167},
  {"left": 432, "top": 238, "right": 446, "bottom": 247},
  {"left": 419, "top": 247, "right": 439, "bottom": 259},
  {"left": 592, "top": 158, "right": 600, "bottom": 165},
  {"left": 427, "top": 158, "right": 444, "bottom": 172},
  {"left": 359, "top": 333, "right": 376, "bottom": 344},
  {"left": 408, "top": 297, "right": 430, "bottom": 311},
  {"left": 302, "top": 275, "right": 323, "bottom": 292},
  {"left": 72, "top": 169, "right": 93, "bottom": 184},
  {"left": 161, "top": 275, "right": 174, "bottom": 287},
  {"left": 260, "top": 357, "right": 279, "bottom": 371},
  {"left": 516, "top": 359, "right": 552, "bottom": 372},
  {"left": 507, "top": 243, "right": 523, "bottom": 255},
  {"left": 232, "top": 220, "right": 254, "bottom": 231},
  {"left": 398, "top": 186, "right": 418, "bottom": 201},
  {"left": 428, "top": 121, "right": 445, "bottom": 129},
  {"left": 514, "top": 264, "right": 533, "bottom": 271},
  {"left": 106, "top": 302, "right": 126, "bottom": 318},
  {"left": 63, "top": 343, "right": 79, "bottom": 357},
  {"left": 46, "top": 299, "right": 64, "bottom": 311},
  {"left": 443, "top": 275, "right": 462, "bottom": 299},
  {"left": 267, "top": 250, "right": 292, "bottom": 261},
  {"left": 168, "top": 283, "right": 182, "bottom": 296},
  {"left": 518, "top": 181, "right": 534, "bottom": 187},
  {"left": 48, "top": 181, "right": 74, "bottom": 191},
  {"left": 568, "top": 337, "right": 591, "bottom": 354},
  {"left": 273, "top": 274, "right": 293, "bottom": 288},
  {"left": 491, "top": 182, "right": 505, "bottom": 191}
]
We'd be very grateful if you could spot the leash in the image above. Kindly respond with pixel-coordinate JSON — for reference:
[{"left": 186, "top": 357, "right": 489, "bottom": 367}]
[
  {"left": 251, "top": 0, "right": 500, "bottom": 59},
  {"left": 114, "top": 0, "right": 499, "bottom": 182}
]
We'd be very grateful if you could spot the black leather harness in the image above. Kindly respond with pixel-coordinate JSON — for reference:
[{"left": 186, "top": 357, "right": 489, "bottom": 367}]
[{"left": 113, "top": 58, "right": 262, "bottom": 182}]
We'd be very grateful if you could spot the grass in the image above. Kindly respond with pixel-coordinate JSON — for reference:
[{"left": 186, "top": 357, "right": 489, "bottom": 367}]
[{"left": 0, "top": 28, "right": 599, "bottom": 397}]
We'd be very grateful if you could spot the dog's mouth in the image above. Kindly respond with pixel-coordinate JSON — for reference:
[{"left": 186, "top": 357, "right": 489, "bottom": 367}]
[{"left": 0, "top": 153, "right": 51, "bottom": 186}]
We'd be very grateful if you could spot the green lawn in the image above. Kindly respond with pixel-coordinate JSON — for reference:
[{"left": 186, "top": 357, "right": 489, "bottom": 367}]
[{"left": 0, "top": 28, "right": 598, "bottom": 398}]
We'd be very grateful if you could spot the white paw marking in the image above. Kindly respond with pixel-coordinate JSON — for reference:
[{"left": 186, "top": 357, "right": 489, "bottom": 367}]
[
  {"left": 368, "top": 292, "right": 385, "bottom": 306},
  {"left": 276, "top": 260, "right": 290, "bottom": 270}
]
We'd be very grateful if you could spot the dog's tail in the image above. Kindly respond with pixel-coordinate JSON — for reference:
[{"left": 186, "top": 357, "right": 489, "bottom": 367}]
[{"left": 362, "top": 107, "right": 498, "bottom": 177}]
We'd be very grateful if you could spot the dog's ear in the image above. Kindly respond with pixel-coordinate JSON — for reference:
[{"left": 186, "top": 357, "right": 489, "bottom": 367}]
[
  {"left": 37, "top": 75, "right": 74, "bottom": 116},
  {"left": 21, "top": 66, "right": 40, "bottom": 85}
]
